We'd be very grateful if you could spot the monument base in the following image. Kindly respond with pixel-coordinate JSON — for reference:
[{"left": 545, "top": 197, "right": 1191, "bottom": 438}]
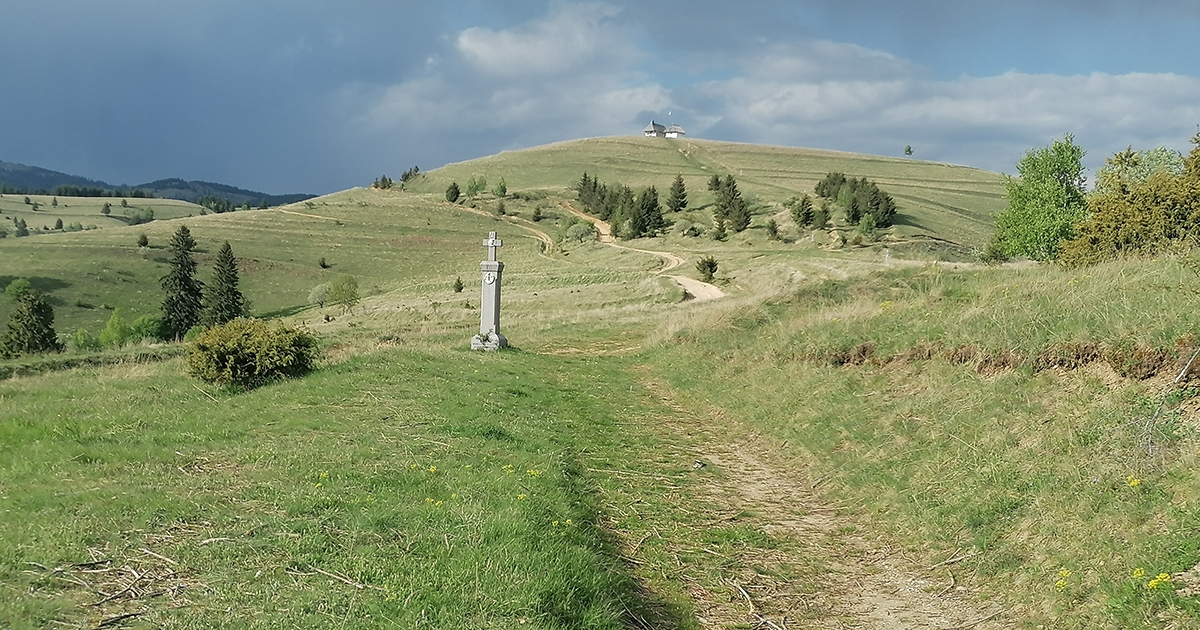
[{"left": 471, "top": 332, "right": 508, "bottom": 351}]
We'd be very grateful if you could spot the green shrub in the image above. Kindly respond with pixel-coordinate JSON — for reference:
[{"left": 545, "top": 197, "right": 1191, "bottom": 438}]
[
  {"left": 183, "top": 324, "right": 207, "bottom": 342},
  {"left": 131, "top": 314, "right": 165, "bottom": 341},
  {"left": 5, "top": 278, "right": 32, "bottom": 300},
  {"left": 185, "top": 318, "right": 320, "bottom": 388},
  {"left": 72, "top": 329, "right": 102, "bottom": 352},
  {"left": 98, "top": 310, "right": 133, "bottom": 348}
]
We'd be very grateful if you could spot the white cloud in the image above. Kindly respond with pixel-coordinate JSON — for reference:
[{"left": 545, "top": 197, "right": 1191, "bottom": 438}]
[
  {"left": 693, "top": 45, "right": 1200, "bottom": 174},
  {"left": 347, "top": 1, "right": 670, "bottom": 154},
  {"left": 456, "top": 2, "right": 633, "bottom": 77},
  {"left": 343, "top": 3, "right": 1200, "bottom": 181}
]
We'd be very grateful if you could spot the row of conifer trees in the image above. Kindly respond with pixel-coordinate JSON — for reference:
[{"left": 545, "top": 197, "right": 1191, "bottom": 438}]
[{"left": 0, "top": 225, "right": 248, "bottom": 359}]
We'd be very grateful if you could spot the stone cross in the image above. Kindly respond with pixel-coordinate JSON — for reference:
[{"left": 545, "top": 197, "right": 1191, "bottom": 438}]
[
  {"left": 484, "top": 232, "right": 502, "bottom": 261},
  {"left": 471, "top": 231, "right": 508, "bottom": 350}
]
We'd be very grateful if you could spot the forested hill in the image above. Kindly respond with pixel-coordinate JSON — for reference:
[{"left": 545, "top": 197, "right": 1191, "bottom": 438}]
[{"left": 0, "top": 160, "right": 313, "bottom": 207}]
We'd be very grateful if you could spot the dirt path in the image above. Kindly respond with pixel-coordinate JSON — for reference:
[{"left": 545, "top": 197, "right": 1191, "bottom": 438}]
[
  {"left": 640, "top": 376, "right": 1005, "bottom": 630},
  {"left": 452, "top": 203, "right": 557, "bottom": 259},
  {"left": 275, "top": 208, "right": 342, "bottom": 221},
  {"left": 557, "top": 201, "right": 726, "bottom": 301}
]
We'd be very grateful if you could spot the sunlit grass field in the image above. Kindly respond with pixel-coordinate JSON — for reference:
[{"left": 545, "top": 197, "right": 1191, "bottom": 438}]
[
  {"left": 2, "top": 140, "right": 1199, "bottom": 628},
  {"left": 0, "top": 194, "right": 202, "bottom": 233},
  {"left": 408, "top": 137, "right": 1006, "bottom": 247},
  {"left": 647, "top": 259, "right": 1200, "bottom": 627}
]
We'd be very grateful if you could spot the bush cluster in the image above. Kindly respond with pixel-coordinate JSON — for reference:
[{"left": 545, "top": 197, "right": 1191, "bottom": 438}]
[
  {"left": 185, "top": 318, "right": 320, "bottom": 388},
  {"left": 814, "top": 172, "right": 897, "bottom": 227}
]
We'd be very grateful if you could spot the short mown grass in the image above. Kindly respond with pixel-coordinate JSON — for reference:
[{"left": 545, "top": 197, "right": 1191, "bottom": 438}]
[{"left": 0, "top": 348, "right": 704, "bottom": 629}]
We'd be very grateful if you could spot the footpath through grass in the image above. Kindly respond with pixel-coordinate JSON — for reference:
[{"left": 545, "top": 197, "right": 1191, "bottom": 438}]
[
  {"left": 647, "top": 259, "right": 1200, "bottom": 628},
  {"left": 1, "top": 347, "right": 705, "bottom": 629}
]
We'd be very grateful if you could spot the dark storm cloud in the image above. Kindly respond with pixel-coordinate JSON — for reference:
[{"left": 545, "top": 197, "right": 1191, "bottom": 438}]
[{"left": 2, "top": 1, "right": 1199, "bottom": 193}]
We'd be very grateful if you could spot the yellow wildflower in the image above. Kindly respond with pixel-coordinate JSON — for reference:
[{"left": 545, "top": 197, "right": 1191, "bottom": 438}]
[
  {"left": 1058, "top": 568, "right": 1072, "bottom": 579},
  {"left": 1127, "top": 475, "right": 1141, "bottom": 488},
  {"left": 1055, "top": 579, "right": 1067, "bottom": 592},
  {"left": 1132, "top": 567, "right": 1145, "bottom": 579},
  {"left": 517, "top": 493, "right": 527, "bottom": 500}
]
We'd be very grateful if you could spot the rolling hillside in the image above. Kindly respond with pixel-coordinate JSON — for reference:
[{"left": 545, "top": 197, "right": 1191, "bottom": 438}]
[
  {"left": 408, "top": 137, "right": 1007, "bottom": 247},
  {"left": 3, "top": 138, "right": 1198, "bottom": 628}
]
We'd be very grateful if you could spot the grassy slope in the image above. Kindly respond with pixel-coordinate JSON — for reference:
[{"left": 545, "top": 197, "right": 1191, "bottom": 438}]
[
  {"left": 0, "top": 194, "right": 202, "bottom": 232},
  {"left": 0, "top": 189, "right": 673, "bottom": 339},
  {"left": 408, "top": 137, "right": 1006, "bottom": 247},
  {"left": 647, "top": 260, "right": 1200, "bottom": 627},
  {"left": 3, "top": 138, "right": 1199, "bottom": 627},
  {"left": 0, "top": 348, "right": 701, "bottom": 629}
]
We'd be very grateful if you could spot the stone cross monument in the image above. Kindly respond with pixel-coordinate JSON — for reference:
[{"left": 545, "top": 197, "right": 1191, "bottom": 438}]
[{"left": 471, "top": 231, "right": 508, "bottom": 350}]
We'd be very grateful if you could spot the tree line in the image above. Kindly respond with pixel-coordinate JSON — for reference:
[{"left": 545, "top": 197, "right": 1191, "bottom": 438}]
[
  {"left": 991, "top": 133, "right": 1200, "bottom": 267},
  {"left": 1, "top": 225, "right": 249, "bottom": 358},
  {"left": 575, "top": 173, "right": 666, "bottom": 239},
  {"left": 0, "top": 184, "right": 152, "bottom": 198}
]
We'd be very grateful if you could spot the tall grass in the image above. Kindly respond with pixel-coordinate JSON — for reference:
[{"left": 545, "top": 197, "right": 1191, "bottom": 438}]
[{"left": 649, "top": 257, "right": 1200, "bottom": 627}]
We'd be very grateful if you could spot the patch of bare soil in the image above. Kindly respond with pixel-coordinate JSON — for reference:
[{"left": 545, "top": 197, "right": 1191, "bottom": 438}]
[{"left": 640, "top": 376, "right": 1006, "bottom": 629}]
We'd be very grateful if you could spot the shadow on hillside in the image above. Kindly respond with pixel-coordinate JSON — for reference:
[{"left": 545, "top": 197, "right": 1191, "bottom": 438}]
[
  {"left": 889, "top": 212, "right": 930, "bottom": 230},
  {"left": 257, "top": 303, "right": 310, "bottom": 319},
  {"left": 0, "top": 275, "right": 72, "bottom": 295}
]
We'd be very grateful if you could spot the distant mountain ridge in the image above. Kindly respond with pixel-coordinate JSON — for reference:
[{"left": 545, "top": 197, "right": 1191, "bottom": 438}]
[{"left": 0, "top": 160, "right": 313, "bottom": 207}]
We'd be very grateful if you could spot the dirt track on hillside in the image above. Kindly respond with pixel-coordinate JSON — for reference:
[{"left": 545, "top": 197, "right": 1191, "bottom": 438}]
[
  {"left": 640, "top": 377, "right": 1006, "bottom": 630},
  {"left": 557, "top": 201, "right": 726, "bottom": 301}
]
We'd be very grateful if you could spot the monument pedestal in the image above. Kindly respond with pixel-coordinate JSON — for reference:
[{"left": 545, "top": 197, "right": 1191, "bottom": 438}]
[
  {"left": 472, "top": 233, "right": 508, "bottom": 350},
  {"left": 470, "top": 331, "right": 508, "bottom": 350}
]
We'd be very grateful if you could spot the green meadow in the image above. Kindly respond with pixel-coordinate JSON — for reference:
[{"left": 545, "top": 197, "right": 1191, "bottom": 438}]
[
  {"left": 410, "top": 137, "right": 1007, "bottom": 248},
  {"left": 0, "top": 194, "right": 202, "bottom": 233},
  {"left": 2, "top": 138, "right": 1199, "bottom": 628}
]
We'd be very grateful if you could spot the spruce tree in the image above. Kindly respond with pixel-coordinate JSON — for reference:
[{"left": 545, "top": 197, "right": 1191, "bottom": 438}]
[
  {"left": 161, "top": 225, "right": 204, "bottom": 339},
  {"left": 15, "top": 219, "right": 28, "bottom": 237},
  {"left": 791, "top": 195, "right": 813, "bottom": 227},
  {"left": 0, "top": 291, "right": 62, "bottom": 358},
  {"left": 203, "top": 241, "right": 247, "bottom": 326},
  {"left": 667, "top": 174, "right": 688, "bottom": 213}
]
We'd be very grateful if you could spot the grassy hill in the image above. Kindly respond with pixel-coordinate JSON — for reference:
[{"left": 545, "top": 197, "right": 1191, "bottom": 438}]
[
  {"left": 2, "top": 139, "right": 1198, "bottom": 628},
  {"left": 408, "top": 137, "right": 1007, "bottom": 248}
]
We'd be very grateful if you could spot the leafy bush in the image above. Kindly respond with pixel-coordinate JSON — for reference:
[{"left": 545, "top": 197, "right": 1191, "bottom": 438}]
[
  {"left": 565, "top": 221, "right": 597, "bottom": 243},
  {"left": 5, "top": 278, "right": 32, "bottom": 300},
  {"left": 308, "top": 283, "right": 331, "bottom": 307},
  {"left": 98, "top": 310, "right": 133, "bottom": 348},
  {"left": 131, "top": 314, "right": 164, "bottom": 341},
  {"left": 185, "top": 318, "right": 320, "bottom": 388},
  {"left": 72, "top": 329, "right": 102, "bottom": 352}
]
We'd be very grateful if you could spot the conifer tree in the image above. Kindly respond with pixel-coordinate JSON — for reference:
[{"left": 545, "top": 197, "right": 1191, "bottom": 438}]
[
  {"left": 15, "top": 218, "right": 28, "bottom": 237},
  {"left": 667, "top": 174, "right": 688, "bottom": 212},
  {"left": 203, "top": 241, "right": 247, "bottom": 326},
  {"left": 446, "top": 182, "right": 461, "bottom": 203},
  {"left": 0, "top": 291, "right": 62, "bottom": 358},
  {"left": 161, "top": 225, "right": 204, "bottom": 339},
  {"left": 634, "top": 186, "right": 664, "bottom": 237},
  {"left": 791, "top": 195, "right": 814, "bottom": 227}
]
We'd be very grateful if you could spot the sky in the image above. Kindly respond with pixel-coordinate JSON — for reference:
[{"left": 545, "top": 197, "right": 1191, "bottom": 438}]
[{"left": 2, "top": 0, "right": 1199, "bottom": 195}]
